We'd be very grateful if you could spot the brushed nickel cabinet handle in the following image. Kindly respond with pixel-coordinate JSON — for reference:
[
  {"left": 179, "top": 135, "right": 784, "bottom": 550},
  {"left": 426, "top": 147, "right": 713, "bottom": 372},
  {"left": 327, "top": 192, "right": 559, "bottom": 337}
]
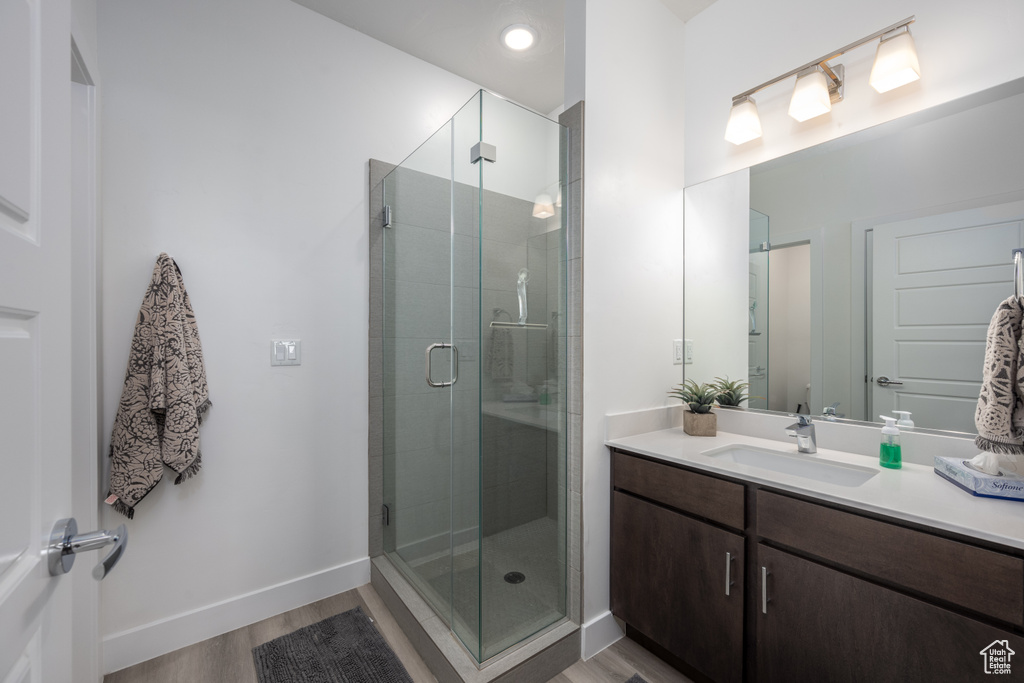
[
  {"left": 725, "top": 552, "right": 733, "bottom": 596},
  {"left": 761, "top": 565, "right": 770, "bottom": 614}
]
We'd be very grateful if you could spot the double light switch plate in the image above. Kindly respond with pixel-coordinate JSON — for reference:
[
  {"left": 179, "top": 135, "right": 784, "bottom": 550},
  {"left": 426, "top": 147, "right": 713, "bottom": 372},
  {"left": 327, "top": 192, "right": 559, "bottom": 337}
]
[{"left": 271, "top": 339, "right": 301, "bottom": 366}]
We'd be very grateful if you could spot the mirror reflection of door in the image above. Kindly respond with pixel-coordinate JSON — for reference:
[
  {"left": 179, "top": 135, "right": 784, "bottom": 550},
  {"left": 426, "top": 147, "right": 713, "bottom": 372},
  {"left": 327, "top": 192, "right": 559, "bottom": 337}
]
[
  {"left": 767, "top": 243, "right": 811, "bottom": 414},
  {"left": 869, "top": 200, "right": 1024, "bottom": 431}
]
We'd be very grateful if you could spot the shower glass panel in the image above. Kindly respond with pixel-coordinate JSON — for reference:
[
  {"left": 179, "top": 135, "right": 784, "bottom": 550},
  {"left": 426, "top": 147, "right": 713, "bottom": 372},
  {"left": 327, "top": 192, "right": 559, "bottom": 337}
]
[
  {"left": 748, "top": 209, "right": 769, "bottom": 410},
  {"left": 382, "top": 117, "right": 456, "bottom": 625},
  {"left": 382, "top": 90, "right": 567, "bottom": 664}
]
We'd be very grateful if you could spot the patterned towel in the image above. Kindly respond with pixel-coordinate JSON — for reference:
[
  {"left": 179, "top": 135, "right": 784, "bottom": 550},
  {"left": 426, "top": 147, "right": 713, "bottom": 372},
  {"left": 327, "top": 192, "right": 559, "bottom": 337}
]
[
  {"left": 487, "top": 310, "right": 514, "bottom": 381},
  {"left": 107, "top": 254, "right": 211, "bottom": 518},
  {"left": 975, "top": 296, "right": 1024, "bottom": 455}
]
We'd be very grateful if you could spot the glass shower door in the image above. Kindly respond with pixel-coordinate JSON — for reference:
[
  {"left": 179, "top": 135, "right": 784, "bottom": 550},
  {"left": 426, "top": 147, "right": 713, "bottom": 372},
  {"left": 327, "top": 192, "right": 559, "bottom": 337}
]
[{"left": 382, "top": 119, "right": 456, "bottom": 626}]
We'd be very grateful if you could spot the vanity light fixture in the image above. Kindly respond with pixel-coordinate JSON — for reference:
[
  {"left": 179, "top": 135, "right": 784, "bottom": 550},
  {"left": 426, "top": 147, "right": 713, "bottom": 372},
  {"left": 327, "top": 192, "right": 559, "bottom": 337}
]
[
  {"left": 724, "top": 95, "right": 763, "bottom": 145},
  {"left": 788, "top": 65, "right": 841, "bottom": 122},
  {"left": 725, "top": 16, "right": 919, "bottom": 144},
  {"left": 869, "top": 26, "right": 921, "bottom": 93},
  {"left": 501, "top": 24, "right": 537, "bottom": 51}
]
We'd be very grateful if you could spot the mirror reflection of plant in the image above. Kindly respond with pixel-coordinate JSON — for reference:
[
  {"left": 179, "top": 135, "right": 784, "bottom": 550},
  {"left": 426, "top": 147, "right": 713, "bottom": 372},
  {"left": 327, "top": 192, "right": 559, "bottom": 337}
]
[
  {"left": 714, "top": 376, "right": 750, "bottom": 407},
  {"left": 669, "top": 379, "right": 718, "bottom": 414}
]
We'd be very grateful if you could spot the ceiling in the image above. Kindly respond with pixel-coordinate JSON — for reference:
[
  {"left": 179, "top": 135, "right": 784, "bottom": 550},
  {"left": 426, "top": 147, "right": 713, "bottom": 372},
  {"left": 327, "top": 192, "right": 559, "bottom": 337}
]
[{"left": 291, "top": 0, "right": 716, "bottom": 115}]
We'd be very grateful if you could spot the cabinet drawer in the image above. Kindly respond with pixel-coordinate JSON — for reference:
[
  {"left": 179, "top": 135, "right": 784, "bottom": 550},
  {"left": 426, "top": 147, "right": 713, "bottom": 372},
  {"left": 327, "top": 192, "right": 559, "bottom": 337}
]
[
  {"left": 612, "top": 450, "right": 745, "bottom": 530},
  {"left": 757, "top": 490, "right": 1024, "bottom": 627}
]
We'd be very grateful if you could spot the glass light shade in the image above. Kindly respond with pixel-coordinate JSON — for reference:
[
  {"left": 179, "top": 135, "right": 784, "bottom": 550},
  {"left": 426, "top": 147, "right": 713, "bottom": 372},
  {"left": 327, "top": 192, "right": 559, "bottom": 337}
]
[
  {"left": 532, "top": 194, "right": 555, "bottom": 218},
  {"left": 870, "top": 30, "right": 921, "bottom": 93},
  {"left": 501, "top": 25, "right": 537, "bottom": 51},
  {"left": 789, "top": 67, "right": 832, "bottom": 122},
  {"left": 724, "top": 97, "right": 762, "bottom": 145}
]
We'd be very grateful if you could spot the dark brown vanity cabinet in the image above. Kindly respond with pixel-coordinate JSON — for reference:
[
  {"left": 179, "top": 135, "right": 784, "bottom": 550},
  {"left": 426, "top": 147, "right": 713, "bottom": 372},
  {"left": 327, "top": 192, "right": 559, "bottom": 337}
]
[
  {"left": 610, "top": 451, "right": 746, "bottom": 683},
  {"left": 757, "top": 544, "right": 1024, "bottom": 682},
  {"left": 610, "top": 449, "right": 1024, "bottom": 682}
]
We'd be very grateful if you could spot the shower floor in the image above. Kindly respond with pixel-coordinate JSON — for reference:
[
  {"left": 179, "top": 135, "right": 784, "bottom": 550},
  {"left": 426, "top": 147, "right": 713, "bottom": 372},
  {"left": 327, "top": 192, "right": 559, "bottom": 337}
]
[{"left": 399, "top": 516, "right": 565, "bottom": 662}]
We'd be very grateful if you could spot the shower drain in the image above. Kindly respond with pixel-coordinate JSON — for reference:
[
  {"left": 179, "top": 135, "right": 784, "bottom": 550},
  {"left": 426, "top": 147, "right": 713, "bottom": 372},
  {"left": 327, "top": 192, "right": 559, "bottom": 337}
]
[{"left": 504, "top": 571, "right": 526, "bottom": 584}]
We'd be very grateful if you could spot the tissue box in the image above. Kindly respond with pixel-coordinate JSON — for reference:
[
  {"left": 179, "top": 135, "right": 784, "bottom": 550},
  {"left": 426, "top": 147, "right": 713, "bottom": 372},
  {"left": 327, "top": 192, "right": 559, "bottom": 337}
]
[{"left": 934, "top": 456, "right": 1024, "bottom": 501}]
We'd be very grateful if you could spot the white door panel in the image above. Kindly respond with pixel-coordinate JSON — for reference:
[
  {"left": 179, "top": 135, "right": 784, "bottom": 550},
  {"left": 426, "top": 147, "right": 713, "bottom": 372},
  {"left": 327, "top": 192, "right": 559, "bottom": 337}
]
[
  {"left": 896, "top": 220, "right": 1020, "bottom": 274},
  {"left": 896, "top": 282, "right": 1008, "bottom": 326},
  {"left": 0, "top": 0, "right": 35, "bottom": 230},
  {"left": 897, "top": 341, "right": 986, "bottom": 383},
  {"left": 0, "top": 0, "right": 75, "bottom": 681},
  {"left": 872, "top": 201, "right": 1024, "bottom": 431}
]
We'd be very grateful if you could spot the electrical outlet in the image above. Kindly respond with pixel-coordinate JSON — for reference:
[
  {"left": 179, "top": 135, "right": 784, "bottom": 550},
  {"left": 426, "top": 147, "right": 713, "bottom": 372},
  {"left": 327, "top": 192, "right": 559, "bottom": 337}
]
[
  {"left": 684, "top": 339, "right": 694, "bottom": 365},
  {"left": 673, "top": 339, "right": 683, "bottom": 365}
]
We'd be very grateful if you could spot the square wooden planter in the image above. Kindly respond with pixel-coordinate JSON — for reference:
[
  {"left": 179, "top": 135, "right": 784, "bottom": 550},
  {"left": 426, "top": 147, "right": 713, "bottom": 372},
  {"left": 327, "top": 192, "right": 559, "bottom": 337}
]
[{"left": 683, "top": 411, "right": 717, "bottom": 437}]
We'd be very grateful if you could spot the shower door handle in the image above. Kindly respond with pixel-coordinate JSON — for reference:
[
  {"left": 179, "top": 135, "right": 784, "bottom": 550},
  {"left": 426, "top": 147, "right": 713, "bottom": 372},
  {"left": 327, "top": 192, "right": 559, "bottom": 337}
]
[{"left": 425, "top": 343, "right": 458, "bottom": 388}]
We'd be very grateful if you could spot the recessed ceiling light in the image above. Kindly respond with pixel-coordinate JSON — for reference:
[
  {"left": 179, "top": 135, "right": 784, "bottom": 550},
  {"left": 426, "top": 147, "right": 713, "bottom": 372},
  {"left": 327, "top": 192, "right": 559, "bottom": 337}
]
[{"left": 501, "top": 24, "right": 537, "bottom": 51}]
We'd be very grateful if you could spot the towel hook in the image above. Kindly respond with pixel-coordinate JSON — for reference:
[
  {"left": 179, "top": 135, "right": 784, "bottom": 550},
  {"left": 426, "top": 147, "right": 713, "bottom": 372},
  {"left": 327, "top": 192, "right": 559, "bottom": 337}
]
[{"left": 1014, "top": 249, "right": 1024, "bottom": 299}]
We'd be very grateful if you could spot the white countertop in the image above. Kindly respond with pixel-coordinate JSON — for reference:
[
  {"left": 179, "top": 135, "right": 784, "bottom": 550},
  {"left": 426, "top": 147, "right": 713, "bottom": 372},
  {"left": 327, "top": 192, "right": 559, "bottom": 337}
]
[{"left": 607, "top": 427, "right": 1024, "bottom": 551}]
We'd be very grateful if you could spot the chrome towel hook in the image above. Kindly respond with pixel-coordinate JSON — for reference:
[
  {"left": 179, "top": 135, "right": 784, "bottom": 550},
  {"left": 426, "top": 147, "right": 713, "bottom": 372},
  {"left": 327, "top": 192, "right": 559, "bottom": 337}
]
[{"left": 1014, "top": 248, "right": 1024, "bottom": 300}]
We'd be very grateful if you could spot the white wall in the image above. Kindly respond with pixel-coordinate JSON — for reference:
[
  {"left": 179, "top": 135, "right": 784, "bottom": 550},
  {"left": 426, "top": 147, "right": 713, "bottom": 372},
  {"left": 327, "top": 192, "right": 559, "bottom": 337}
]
[
  {"left": 683, "top": 170, "right": 749, "bottom": 387},
  {"left": 684, "top": 0, "right": 1024, "bottom": 185},
  {"left": 97, "top": 0, "right": 480, "bottom": 672},
  {"left": 577, "top": 0, "right": 686, "bottom": 659}
]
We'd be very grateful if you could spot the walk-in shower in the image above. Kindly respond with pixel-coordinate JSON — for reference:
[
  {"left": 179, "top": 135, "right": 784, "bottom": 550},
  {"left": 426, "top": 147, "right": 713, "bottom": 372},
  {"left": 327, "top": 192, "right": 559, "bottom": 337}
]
[{"left": 380, "top": 90, "right": 568, "bottom": 664}]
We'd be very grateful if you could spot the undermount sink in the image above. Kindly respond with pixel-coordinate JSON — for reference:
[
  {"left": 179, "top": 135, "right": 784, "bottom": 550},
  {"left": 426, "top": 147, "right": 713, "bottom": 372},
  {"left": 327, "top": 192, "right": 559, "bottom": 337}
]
[{"left": 702, "top": 444, "right": 879, "bottom": 487}]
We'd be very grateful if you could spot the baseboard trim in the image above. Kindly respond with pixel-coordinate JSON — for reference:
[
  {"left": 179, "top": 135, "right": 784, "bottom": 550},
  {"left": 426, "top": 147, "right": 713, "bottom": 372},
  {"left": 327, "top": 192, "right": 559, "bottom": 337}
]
[
  {"left": 102, "top": 556, "right": 371, "bottom": 674},
  {"left": 581, "top": 610, "right": 623, "bottom": 660}
]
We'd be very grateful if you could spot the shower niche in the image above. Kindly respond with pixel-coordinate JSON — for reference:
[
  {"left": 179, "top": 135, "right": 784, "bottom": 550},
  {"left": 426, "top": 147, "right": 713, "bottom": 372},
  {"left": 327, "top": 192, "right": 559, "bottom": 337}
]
[{"left": 379, "top": 90, "right": 568, "bottom": 665}]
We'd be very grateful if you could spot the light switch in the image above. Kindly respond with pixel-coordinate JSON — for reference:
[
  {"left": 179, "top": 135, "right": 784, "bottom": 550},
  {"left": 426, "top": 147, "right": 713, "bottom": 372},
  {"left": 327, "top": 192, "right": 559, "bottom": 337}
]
[{"left": 271, "top": 339, "right": 301, "bottom": 366}]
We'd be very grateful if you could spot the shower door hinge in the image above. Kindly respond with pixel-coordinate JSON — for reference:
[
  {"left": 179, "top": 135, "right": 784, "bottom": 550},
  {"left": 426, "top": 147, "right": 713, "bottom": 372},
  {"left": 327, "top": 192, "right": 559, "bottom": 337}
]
[
  {"left": 383, "top": 205, "right": 392, "bottom": 229},
  {"left": 470, "top": 141, "right": 497, "bottom": 164},
  {"left": 381, "top": 504, "right": 390, "bottom": 526},
  {"left": 760, "top": 241, "right": 771, "bottom": 252}
]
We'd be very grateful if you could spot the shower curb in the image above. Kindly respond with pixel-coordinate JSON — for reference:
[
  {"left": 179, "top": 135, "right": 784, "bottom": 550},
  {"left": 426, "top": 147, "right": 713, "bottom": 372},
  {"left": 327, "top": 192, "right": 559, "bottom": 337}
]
[{"left": 371, "top": 556, "right": 580, "bottom": 683}]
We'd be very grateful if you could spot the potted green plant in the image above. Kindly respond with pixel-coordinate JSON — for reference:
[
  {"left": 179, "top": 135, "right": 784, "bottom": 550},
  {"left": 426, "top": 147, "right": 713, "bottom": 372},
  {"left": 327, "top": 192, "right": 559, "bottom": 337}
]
[
  {"left": 669, "top": 379, "right": 719, "bottom": 436},
  {"left": 714, "top": 376, "right": 750, "bottom": 408}
]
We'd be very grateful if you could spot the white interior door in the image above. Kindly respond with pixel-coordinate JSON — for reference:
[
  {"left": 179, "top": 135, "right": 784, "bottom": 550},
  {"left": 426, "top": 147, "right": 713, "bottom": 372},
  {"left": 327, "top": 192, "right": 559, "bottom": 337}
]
[
  {"left": 0, "top": 1, "right": 77, "bottom": 681},
  {"left": 872, "top": 200, "right": 1024, "bottom": 432}
]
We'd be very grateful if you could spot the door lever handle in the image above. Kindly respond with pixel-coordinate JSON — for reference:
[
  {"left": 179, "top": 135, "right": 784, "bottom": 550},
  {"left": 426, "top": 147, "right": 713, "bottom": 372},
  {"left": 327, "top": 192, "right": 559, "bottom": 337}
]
[
  {"left": 875, "top": 376, "right": 903, "bottom": 387},
  {"left": 47, "top": 518, "right": 128, "bottom": 580}
]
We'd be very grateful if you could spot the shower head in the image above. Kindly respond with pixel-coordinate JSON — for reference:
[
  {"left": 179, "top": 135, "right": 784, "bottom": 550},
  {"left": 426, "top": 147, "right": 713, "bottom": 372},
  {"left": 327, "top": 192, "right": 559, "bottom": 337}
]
[{"left": 517, "top": 268, "right": 530, "bottom": 284}]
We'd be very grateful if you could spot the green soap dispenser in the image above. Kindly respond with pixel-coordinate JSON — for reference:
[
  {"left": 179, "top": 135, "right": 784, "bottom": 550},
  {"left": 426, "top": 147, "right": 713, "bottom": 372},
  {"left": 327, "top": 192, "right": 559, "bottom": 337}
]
[{"left": 879, "top": 415, "right": 902, "bottom": 469}]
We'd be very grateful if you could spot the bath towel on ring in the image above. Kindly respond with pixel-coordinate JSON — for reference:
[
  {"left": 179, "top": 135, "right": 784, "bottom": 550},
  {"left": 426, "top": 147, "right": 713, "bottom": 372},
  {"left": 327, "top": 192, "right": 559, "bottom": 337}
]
[
  {"left": 106, "top": 253, "right": 211, "bottom": 518},
  {"left": 975, "top": 295, "right": 1024, "bottom": 457}
]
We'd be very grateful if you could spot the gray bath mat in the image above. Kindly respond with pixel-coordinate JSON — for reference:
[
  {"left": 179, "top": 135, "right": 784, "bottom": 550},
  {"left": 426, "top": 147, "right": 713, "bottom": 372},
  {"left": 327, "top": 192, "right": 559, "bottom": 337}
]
[{"left": 252, "top": 606, "right": 413, "bottom": 683}]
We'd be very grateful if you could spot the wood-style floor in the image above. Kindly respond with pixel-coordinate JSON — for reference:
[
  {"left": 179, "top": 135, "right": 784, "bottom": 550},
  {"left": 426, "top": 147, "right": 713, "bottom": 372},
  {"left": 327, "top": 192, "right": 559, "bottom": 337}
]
[{"left": 103, "top": 584, "right": 692, "bottom": 683}]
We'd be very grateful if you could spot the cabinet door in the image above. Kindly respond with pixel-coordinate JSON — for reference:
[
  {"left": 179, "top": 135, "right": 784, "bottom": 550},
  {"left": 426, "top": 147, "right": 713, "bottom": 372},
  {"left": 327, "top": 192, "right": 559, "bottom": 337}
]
[
  {"left": 611, "top": 491, "right": 744, "bottom": 683},
  {"left": 758, "top": 544, "right": 1024, "bottom": 682}
]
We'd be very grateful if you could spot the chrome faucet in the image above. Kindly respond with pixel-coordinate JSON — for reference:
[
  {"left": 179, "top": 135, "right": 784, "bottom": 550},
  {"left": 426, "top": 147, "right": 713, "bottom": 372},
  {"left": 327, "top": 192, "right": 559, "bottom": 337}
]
[
  {"left": 822, "top": 402, "right": 840, "bottom": 421},
  {"left": 786, "top": 414, "right": 817, "bottom": 454}
]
